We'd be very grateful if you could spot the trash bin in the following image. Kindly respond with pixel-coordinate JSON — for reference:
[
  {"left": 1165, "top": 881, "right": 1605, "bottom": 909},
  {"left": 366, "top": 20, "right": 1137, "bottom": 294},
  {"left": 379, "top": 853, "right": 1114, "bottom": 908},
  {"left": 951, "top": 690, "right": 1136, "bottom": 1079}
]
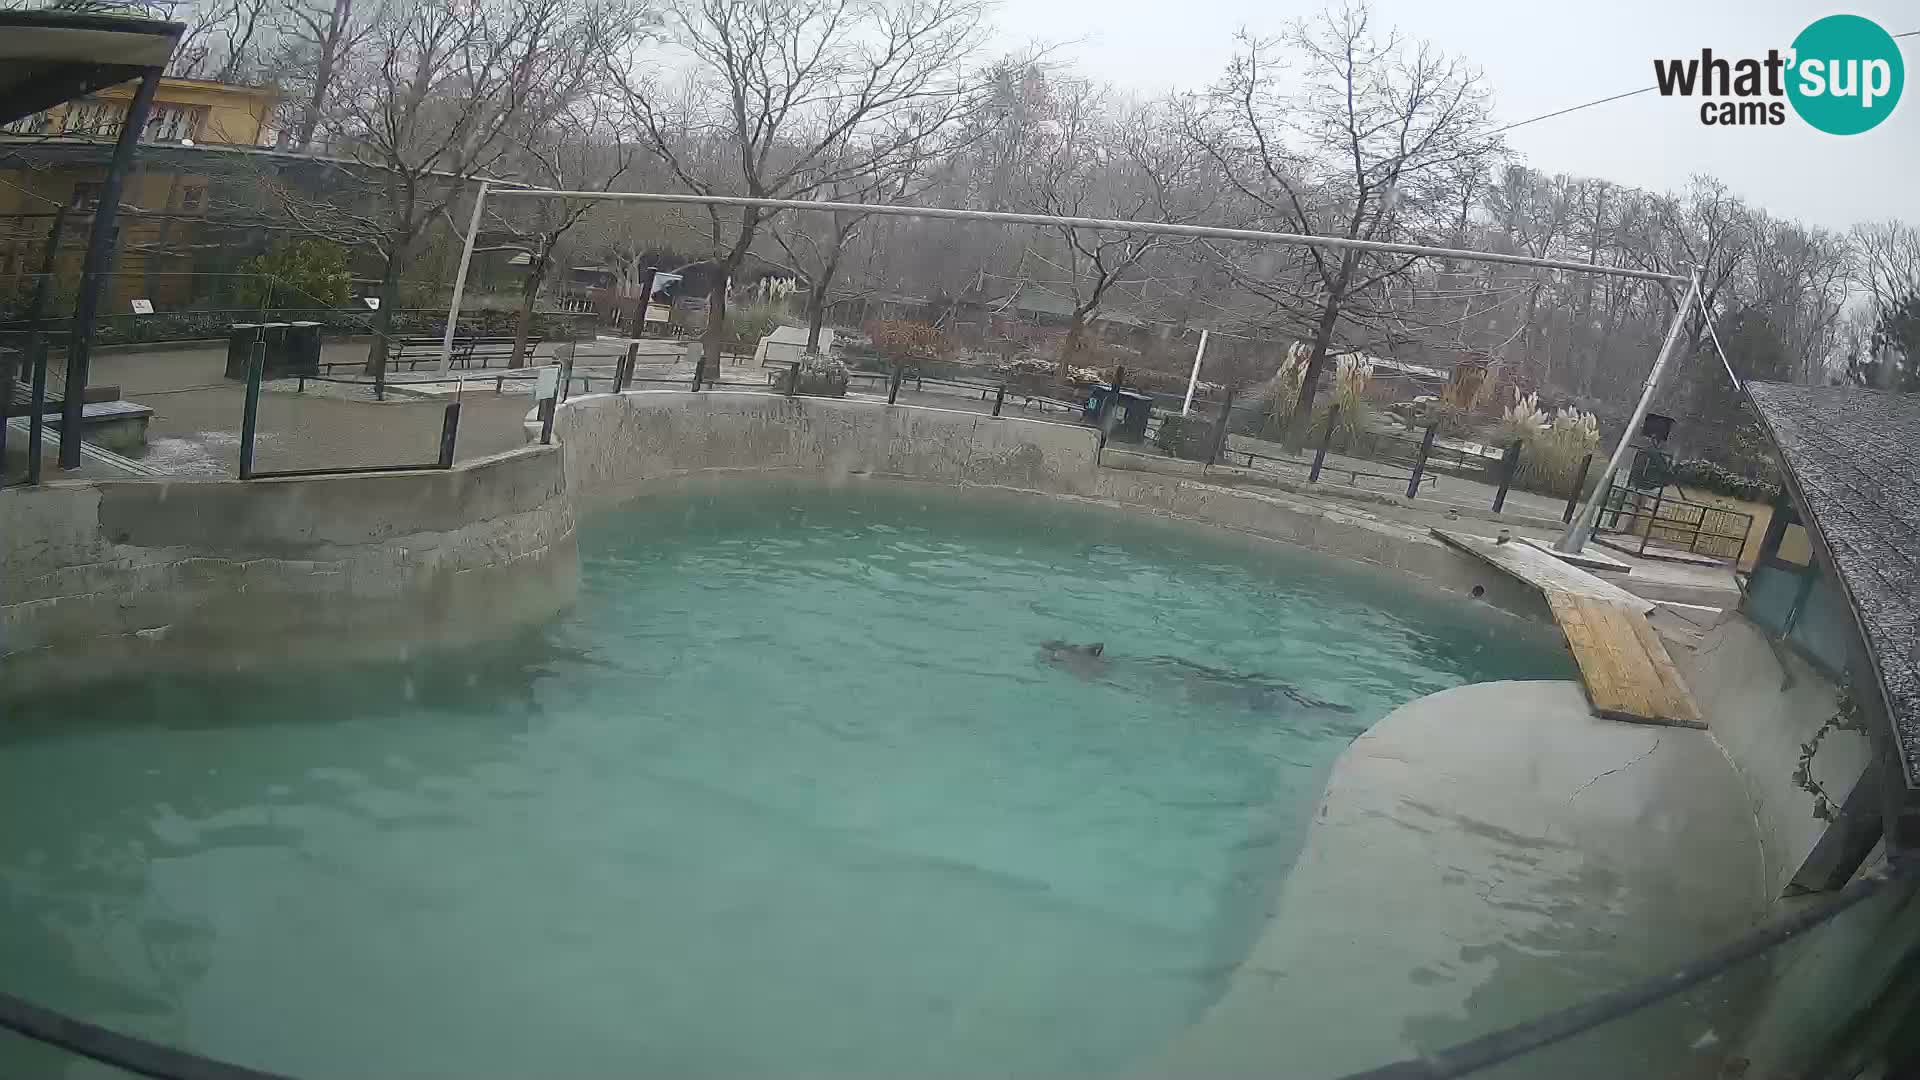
[
  {"left": 284, "top": 321, "right": 322, "bottom": 376},
  {"left": 1081, "top": 384, "right": 1153, "bottom": 443},
  {"left": 225, "top": 324, "right": 261, "bottom": 380}
]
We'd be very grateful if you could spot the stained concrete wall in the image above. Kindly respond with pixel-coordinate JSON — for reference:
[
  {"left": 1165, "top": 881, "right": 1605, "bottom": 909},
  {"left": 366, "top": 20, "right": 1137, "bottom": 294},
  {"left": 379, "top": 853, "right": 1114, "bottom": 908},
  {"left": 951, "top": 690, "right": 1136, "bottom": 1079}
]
[
  {"left": 550, "top": 391, "right": 1103, "bottom": 509},
  {"left": 1144, "top": 680, "right": 1768, "bottom": 1079},
  {"left": 1, "top": 446, "right": 577, "bottom": 696},
  {"left": 1683, "top": 616, "right": 1872, "bottom": 897},
  {"left": 547, "top": 391, "right": 1555, "bottom": 624}
]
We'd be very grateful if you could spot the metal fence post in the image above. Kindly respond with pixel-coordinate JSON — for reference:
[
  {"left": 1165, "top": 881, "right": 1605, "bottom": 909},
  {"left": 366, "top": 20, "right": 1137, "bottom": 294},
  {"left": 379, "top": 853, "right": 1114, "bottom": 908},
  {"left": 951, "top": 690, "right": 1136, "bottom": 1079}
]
[
  {"left": 1492, "top": 440, "right": 1522, "bottom": 513},
  {"left": 557, "top": 348, "right": 576, "bottom": 404},
  {"left": 539, "top": 396, "right": 556, "bottom": 445},
  {"left": 24, "top": 341, "right": 47, "bottom": 485},
  {"left": 617, "top": 342, "right": 637, "bottom": 393},
  {"left": 1405, "top": 423, "right": 1438, "bottom": 499},
  {"left": 786, "top": 361, "right": 800, "bottom": 397},
  {"left": 992, "top": 382, "right": 1006, "bottom": 417},
  {"left": 0, "top": 348, "right": 12, "bottom": 476},
  {"left": 1640, "top": 484, "right": 1667, "bottom": 556},
  {"left": 1309, "top": 403, "right": 1339, "bottom": 484},
  {"left": 1564, "top": 453, "right": 1594, "bottom": 524},
  {"left": 437, "top": 401, "right": 461, "bottom": 468},
  {"left": 887, "top": 363, "right": 903, "bottom": 405},
  {"left": 1208, "top": 386, "right": 1235, "bottom": 467},
  {"left": 238, "top": 347, "right": 263, "bottom": 480}
]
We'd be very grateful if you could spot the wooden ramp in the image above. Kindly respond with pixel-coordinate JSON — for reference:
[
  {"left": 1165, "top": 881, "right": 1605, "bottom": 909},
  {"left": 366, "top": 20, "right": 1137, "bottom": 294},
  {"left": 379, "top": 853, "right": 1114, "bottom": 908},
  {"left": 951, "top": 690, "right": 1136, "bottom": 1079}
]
[{"left": 1433, "top": 530, "right": 1704, "bottom": 729}]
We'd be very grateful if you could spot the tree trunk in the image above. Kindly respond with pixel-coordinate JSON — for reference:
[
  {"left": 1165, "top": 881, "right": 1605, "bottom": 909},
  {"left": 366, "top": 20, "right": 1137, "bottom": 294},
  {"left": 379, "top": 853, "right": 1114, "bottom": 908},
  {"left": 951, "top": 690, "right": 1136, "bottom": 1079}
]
[
  {"left": 701, "top": 273, "right": 729, "bottom": 383},
  {"left": 292, "top": 0, "right": 349, "bottom": 151},
  {"left": 806, "top": 281, "right": 830, "bottom": 352},
  {"left": 510, "top": 275, "right": 539, "bottom": 369},
  {"left": 362, "top": 254, "right": 402, "bottom": 377},
  {"left": 1057, "top": 313, "right": 1088, "bottom": 379},
  {"left": 1283, "top": 297, "right": 1345, "bottom": 450}
]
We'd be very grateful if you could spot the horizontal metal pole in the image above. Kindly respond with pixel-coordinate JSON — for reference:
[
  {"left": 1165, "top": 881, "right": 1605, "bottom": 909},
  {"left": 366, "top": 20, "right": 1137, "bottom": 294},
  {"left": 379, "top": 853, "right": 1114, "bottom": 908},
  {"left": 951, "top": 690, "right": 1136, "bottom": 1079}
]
[
  {"left": 486, "top": 188, "right": 1687, "bottom": 284},
  {"left": 248, "top": 462, "right": 451, "bottom": 479}
]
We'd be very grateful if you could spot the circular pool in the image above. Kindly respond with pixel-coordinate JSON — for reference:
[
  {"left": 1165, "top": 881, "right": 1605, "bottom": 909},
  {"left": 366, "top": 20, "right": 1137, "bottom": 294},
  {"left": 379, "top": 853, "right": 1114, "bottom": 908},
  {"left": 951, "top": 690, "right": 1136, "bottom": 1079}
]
[{"left": 0, "top": 481, "right": 1573, "bottom": 1078}]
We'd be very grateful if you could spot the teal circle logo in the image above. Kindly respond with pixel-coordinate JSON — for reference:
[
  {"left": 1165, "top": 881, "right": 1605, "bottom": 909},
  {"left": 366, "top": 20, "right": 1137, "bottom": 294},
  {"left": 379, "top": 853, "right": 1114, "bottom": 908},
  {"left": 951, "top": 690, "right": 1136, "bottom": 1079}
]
[{"left": 1787, "top": 14, "right": 1904, "bottom": 134}]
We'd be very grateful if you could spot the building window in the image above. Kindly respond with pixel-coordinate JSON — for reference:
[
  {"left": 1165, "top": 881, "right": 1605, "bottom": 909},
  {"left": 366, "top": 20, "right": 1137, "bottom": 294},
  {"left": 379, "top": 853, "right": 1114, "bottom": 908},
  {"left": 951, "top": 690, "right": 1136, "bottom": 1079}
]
[
  {"left": 145, "top": 104, "right": 207, "bottom": 143},
  {"left": 1742, "top": 498, "right": 1858, "bottom": 677},
  {"left": 0, "top": 111, "right": 57, "bottom": 135},
  {"left": 70, "top": 182, "right": 103, "bottom": 211},
  {"left": 62, "top": 99, "right": 124, "bottom": 138},
  {"left": 179, "top": 185, "right": 205, "bottom": 212}
]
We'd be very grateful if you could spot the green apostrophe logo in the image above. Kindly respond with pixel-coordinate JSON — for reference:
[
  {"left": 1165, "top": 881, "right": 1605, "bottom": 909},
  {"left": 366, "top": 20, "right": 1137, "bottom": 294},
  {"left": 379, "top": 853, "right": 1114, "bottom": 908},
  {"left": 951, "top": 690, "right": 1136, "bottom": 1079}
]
[{"left": 1787, "top": 14, "right": 1903, "bottom": 134}]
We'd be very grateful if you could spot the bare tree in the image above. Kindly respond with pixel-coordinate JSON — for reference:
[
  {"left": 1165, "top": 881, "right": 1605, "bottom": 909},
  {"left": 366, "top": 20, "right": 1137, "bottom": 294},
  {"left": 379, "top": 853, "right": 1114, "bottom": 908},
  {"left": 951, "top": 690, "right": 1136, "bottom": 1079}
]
[
  {"left": 491, "top": 96, "right": 645, "bottom": 366},
  {"left": 1020, "top": 82, "right": 1211, "bottom": 374},
  {"left": 1183, "top": 2, "right": 1501, "bottom": 444},
  {"left": 1853, "top": 220, "right": 1920, "bottom": 320},
  {"left": 608, "top": 0, "right": 988, "bottom": 373},
  {"left": 167, "top": 0, "right": 275, "bottom": 80},
  {"left": 272, "top": 0, "right": 384, "bottom": 152},
  {"left": 273, "top": 0, "right": 643, "bottom": 377}
]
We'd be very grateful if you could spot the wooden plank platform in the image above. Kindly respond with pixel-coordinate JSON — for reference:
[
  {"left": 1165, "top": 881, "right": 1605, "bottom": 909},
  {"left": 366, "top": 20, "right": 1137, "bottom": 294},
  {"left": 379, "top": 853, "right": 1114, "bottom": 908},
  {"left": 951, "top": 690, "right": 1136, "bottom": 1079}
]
[{"left": 1433, "top": 529, "right": 1704, "bottom": 729}]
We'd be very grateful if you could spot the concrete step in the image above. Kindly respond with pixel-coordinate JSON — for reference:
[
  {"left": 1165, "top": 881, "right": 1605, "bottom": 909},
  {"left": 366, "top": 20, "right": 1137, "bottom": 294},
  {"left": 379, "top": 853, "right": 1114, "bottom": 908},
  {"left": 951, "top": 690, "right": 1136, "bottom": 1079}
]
[{"left": 1597, "top": 569, "right": 1740, "bottom": 610}]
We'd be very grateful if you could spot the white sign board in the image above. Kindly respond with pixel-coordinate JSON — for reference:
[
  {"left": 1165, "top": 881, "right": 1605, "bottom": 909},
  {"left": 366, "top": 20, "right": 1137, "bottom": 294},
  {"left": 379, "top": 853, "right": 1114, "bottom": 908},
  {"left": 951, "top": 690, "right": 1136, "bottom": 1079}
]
[
  {"left": 129, "top": 299, "right": 154, "bottom": 315},
  {"left": 533, "top": 365, "right": 560, "bottom": 401},
  {"left": 363, "top": 297, "right": 382, "bottom": 310},
  {"left": 753, "top": 324, "right": 831, "bottom": 367},
  {"left": 644, "top": 303, "right": 671, "bottom": 324}
]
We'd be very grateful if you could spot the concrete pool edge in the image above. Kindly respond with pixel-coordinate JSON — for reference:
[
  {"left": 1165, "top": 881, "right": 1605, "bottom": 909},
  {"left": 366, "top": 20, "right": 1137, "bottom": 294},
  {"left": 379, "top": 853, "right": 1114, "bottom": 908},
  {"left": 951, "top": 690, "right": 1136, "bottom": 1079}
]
[
  {"left": 549, "top": 391, "right": 1559, "bottom": 625},
  {"left": 1, "top": 444, "right": 578, "bottom": 696},
  {"left": 3, "top": 390, "right": 1556, "bottom": 696},
  {"left": 1142, "top": 679, "right": 1770, "bottom": 1079}
]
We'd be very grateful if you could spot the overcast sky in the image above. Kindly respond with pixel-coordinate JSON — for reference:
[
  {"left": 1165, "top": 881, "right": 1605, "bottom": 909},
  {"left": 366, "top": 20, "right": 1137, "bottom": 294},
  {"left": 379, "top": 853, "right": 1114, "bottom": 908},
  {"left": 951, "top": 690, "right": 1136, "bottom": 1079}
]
[{"left": 991, "top": 0, "right": 1917, "bottom": 234}]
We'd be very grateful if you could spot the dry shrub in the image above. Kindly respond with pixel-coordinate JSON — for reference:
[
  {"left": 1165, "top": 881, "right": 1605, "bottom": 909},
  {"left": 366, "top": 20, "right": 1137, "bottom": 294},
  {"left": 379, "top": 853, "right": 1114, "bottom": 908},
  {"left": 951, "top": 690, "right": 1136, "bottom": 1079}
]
[{"left": 1494, "top": 390, "right": 1599, "bottom": 495}]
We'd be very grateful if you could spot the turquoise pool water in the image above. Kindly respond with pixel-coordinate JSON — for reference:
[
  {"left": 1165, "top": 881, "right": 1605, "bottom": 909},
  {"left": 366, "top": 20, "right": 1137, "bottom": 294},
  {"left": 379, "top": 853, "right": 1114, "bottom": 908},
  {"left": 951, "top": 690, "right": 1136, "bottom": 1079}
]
[{"left": 0, "top": 481, "right": 1573, "bottom": 1078}]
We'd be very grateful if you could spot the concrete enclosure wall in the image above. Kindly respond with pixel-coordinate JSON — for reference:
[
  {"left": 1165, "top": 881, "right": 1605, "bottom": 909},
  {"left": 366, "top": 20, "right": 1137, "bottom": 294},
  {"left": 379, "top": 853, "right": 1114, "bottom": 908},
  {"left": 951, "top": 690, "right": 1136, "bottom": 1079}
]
[
  {"left": 548, "top": 391, "right": 1555, "bottom": 624},
  {"left": 1, "top": 446, "right": 577, "bottom": 696},
  {"left": 551, "top": 390, "right": 1103, "bottom": 508}
]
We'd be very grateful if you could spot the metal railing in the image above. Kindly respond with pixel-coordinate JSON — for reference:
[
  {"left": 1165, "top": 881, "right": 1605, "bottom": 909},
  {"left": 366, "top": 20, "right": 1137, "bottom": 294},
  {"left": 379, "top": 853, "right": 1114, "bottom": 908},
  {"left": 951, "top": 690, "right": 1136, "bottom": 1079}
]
[
  {"left": 235, "top": 347, "right": 462, "bottom": 481},
  {"left": 3, "top": 858, "right": 1909, "bottom": 1080},
  {"left": 1597, "top": 482, "right": 1754, "bottom": 562}
]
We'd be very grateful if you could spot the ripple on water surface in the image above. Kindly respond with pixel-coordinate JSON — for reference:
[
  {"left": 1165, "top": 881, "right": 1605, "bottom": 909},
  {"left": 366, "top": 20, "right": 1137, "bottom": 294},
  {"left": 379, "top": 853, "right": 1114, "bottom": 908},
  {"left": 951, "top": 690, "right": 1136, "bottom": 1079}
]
[{"left": 0, "top": 480, "right": 1573, "bottom": 1078}]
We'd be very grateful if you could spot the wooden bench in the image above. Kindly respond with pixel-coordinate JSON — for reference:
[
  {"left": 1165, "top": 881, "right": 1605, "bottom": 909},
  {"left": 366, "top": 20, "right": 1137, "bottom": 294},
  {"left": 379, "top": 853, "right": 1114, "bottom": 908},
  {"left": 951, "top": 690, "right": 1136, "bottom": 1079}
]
[{"left": 316, "top": 336, "right": 549, "bottom": 373}]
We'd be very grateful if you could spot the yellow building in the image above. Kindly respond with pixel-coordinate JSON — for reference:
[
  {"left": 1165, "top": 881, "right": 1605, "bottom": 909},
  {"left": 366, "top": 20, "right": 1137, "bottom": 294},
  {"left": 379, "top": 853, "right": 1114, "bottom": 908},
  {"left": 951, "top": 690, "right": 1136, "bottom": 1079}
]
[
  {"left": 1, "top": 76, "right": 275, "bottom": 147},
  {"left": 1, "top": 77, "right": 277, "bottom": 312}
]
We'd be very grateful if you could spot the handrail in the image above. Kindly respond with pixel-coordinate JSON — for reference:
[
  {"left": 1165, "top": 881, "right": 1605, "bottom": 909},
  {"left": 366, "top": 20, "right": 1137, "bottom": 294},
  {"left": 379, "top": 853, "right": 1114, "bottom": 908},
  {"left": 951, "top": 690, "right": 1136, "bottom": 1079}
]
[{"left": 3, "top": 862, "right": 1907, "bottom": 1080}]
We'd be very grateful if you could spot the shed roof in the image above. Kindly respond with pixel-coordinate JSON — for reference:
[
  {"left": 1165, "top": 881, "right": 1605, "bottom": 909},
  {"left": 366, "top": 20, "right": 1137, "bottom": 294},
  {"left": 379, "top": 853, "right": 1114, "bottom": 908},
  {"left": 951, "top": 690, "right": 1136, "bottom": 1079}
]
[
  {"left": 0, "top": 11, "right": 182, "bottom": 127},
  {"left": 1745, "top": 382, "right": 1920, "bottom": 787}
]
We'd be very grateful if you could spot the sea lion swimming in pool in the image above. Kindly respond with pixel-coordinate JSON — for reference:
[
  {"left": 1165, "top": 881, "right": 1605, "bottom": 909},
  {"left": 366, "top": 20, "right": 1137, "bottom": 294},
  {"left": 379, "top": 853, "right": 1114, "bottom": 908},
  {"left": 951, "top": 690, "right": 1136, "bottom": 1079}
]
[{"left": 1036, "top": 641, "right": 1353, "bottom": 713}]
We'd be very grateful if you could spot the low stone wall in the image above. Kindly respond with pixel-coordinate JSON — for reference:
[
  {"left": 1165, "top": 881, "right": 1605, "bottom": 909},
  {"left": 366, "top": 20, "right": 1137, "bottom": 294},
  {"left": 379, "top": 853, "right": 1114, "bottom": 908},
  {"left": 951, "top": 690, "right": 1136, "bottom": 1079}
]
[
  {"left": 550, "top": 390, "right": 1102, "bottom": 508},
  {"left": 1, "top": 445, "right": 577, "bottom": 696},
  {"left": 547, "top": 391, "right": 1553, "bottom": 623}
]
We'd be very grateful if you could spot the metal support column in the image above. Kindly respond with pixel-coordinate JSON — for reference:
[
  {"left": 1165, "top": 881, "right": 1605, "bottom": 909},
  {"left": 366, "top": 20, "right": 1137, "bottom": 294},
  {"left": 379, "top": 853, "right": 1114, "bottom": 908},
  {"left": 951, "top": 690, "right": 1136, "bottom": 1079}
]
[
  {"left": 1563, "top": 454, "right": 1594, "bottom": 523},
  {"left": 439, "top": 180, "right": 489, "bottom": 374},
  {"left": 1559, "top": 268, "right": 1703, "bottom": 553},
  {"left": 1492, "top": 441, "right": 1522, "bottom": 513},
  {"left": 1309, "top": 404, "right": 1339, "bottom": 483},
  {"left": 62, "top": 67, "right": 161, "bottom": 469},
  {"left": 1406, "top": 424, "right": 1438, "bottom": 499},
  {"left": 1181, "top": 330, "right": 1208, "bottom": 416}
]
